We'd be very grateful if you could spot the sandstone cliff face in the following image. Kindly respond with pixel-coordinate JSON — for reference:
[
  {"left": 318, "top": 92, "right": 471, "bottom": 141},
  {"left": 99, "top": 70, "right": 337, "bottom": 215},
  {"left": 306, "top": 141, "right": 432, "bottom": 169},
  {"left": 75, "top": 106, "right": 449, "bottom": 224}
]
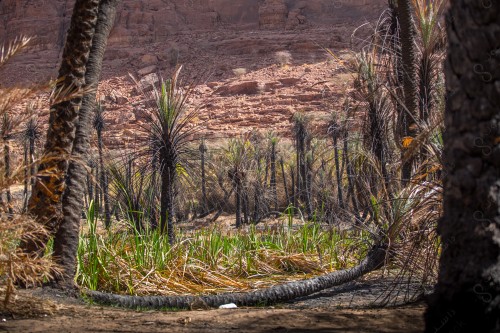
[{"left": 0, "top": 0, "right": 385, "bottom": 49}]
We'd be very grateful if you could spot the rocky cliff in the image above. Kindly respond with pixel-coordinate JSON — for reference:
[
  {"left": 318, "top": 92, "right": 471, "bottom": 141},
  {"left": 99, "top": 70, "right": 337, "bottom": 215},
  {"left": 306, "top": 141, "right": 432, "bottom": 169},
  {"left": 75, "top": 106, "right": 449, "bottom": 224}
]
[{"left": 0, "top": 0, "right": 386, "bottom": 146}]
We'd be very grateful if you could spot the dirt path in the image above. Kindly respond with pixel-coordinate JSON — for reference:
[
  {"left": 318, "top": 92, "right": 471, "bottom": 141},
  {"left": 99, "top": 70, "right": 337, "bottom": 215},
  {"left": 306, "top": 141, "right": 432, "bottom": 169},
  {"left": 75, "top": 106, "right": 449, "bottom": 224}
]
[
  {"left": 1, "top": 279, "right": 427, "bottom": 332},
  {"left": 1, "top": 304, "right": 425, "bottom": 333}
]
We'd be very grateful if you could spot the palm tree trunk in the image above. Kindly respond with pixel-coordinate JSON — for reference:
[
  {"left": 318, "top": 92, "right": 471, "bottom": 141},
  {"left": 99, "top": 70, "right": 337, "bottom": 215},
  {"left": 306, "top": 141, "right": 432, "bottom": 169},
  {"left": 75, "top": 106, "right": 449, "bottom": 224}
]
[
  {"left": 199, "top": 140, "right": 208, "bottom": 214},
  {"left": 52, "top": 0, "right": 120, "bottom": 288},
  {"left": 97, "top": 128, "right": 111, "bottom": 227},
  {"left": 397, "top": 0, "right": 419, "bottom": 185},
  {"left": 425, "top": 2, "right": 500, "bottom": 331},
  {"left": 22, "top": 0, "right": 100, "bottom": 256},
  {"left": 235, "top": 176, "right": 242, "bottom": 228},
  {"left": 86, "top": 245, "right": 386, "bottom": 309},
  {"left": 160, "top": 164, "right": 175, "bottom": 244},
  {"left": 332, "top": 134, "right": 344, "bottom": 209},
  {"left": 270, "top": 142, "right": 278, "bottom": 212},
  {"left": 23, "top": 142, "right": 29, "bottom": 212},
  {"left": 280, "top": 158, "right": 289, "bottom": 206},
  {"left": 4, "top": 140, "right": 13, "bottom": 216}
]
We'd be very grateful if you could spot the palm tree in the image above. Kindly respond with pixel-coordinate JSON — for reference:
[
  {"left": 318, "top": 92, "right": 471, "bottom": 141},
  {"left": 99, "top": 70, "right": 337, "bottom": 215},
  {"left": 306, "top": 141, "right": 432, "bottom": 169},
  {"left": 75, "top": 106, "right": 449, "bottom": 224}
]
[
  {"left": 142, "top": 67, "right": 198, "bottom": 244},
  {"left": 199, "top": 139, "right": 208, "bottom": 215},
  {"left": 267, "top": 132, "right": 279, "bottom": 212},
  {"left": 396, "top": 0, "right": 419, "bottom": 184},
  {"left": 226, "top": 138, "right": 252, "bottom": 228},
  {"left": 21, "top": 109, "right": 41, "bottom": 212},
  {"left": 22, "top": 0, "right": 100, "bottom": 256},
  {"left": 52, "top": 0, "right": 120, "bottom": 288},
  {"left": 425, "top": 1, "right": 500, "bottom": 331},
  {"left": 293, "top": 112, "right": 311, "bottom": 216},
  {"left": 328, "top": 115, "right": 344, "bottom": 209},
  {"left": 1, "top": 112, "right": 14, "bottom": 216},
  {"left": 93, "top": 101, "right": 111, "bottom": 227}
]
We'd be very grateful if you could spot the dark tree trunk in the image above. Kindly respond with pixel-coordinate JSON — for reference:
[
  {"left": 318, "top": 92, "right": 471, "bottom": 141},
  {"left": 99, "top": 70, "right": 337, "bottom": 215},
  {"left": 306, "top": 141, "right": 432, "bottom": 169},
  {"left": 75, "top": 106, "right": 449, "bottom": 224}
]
[
  {"left": 290, "top": 165, "right": 295, "bottom": 209},
  {"left": 52, "top": 0, "right": 120, "bottom": 288},
  {"left": 305, "top": 154, "right": 313, "bottom": 219},
  {"left": 243, "top": 191, "right": 249, "bottom": 225},
  {"left": 97, "top": 127, "right": 111, "bottom": 227},
  {"left": 332, "top": 132, "right": 344, "bottom": 209},
  {"left": 4, "top": 140, "right": 12, "bottom": 216},
  {"left": 280, "top": 158, "right": 289, "bottom": 207},
  {"left": 397, "top": 0, "right": 419, "bottom": 185},
  {"left": 199, "top": 140, "right": 208, "bottom": 214},
  {"left": 270, "top": 142, "right": 278, "bottom": 212},
  {"left": 149, "top": 153, "right": 158, "bottom": 229},
  {"left": 22, "top": 0, "right": 100, "bottom": 256},
  {"left": 22, "top": 142, "right": 29, "bottom": 212},
  {"left": 425, "top": 2, "right": 500, "bottom": 332},
  {"left": 235, "top": 176, "right": 242, "bottom": 228},
  {"left": 343, "top": 130, "right": 360, "bottom": 223},
  {"left": 160, "top": 162, "right": 175, "bottom": 244},
  {"left": 86, "top": 245, "right": 386, "bottom": 309}
]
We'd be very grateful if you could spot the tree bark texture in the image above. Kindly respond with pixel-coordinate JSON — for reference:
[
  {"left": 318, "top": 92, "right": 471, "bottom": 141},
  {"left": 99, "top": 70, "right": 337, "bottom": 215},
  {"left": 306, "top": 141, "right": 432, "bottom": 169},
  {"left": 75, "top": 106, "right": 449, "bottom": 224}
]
[
  {"left": 397, "top": 0, "right": 419, "bottom": 184},
  {"left": 23, "top": 0, "right": 100, "bottom": 256},
  {"left": 425, "top": 1, "right": 500, "bottom": 332},
  {"left": 53, "top": 0, "right": 120, "bottom": 288}
]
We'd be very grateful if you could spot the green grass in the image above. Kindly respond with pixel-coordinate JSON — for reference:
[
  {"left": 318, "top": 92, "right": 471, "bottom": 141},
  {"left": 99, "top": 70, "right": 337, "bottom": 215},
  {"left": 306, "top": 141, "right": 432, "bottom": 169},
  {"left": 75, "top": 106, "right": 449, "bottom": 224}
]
[{"left": 76, "top": 204, "right": 371, "bottom": 296}]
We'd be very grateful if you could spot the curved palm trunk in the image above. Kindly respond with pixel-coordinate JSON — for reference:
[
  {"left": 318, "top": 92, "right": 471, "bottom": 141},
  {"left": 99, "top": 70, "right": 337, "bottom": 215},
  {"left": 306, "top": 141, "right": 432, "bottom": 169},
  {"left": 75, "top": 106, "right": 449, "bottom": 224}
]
[
  {"left": 425, "top": 2, "right": 500, "bottom": 331},
  {"left": 85, "top": 245, "right": 386, "bottom": 309},
  {"left": 397, "top": 0, "right": 419, "bottom": 185},
  {"left": 52, "top": 0, "right": 120, "bottom": 288},
  {"left": 22, "top": 0, "right": 100, "bottom": 256}
]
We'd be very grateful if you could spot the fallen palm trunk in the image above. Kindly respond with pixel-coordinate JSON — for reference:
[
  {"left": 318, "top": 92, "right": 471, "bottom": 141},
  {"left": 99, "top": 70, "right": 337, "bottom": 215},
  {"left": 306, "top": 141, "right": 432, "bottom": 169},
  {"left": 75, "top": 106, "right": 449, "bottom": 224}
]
[{"left": 84, "top": 244, "right": 386, "bottom": 309}]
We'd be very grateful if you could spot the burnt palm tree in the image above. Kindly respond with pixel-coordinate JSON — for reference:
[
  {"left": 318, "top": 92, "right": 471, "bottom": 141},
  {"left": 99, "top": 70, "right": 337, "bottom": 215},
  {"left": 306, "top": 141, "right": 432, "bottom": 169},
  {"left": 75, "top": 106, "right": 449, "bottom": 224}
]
[
  {"left": 293, "top": 112, "right": 311, "bottom": 217},
  {"left": 21, "top": 110, "right": 41, "bottom": 212},
  {"left": 22, "top": 0, "right": 100, "bottom": 256},
  {"left": 396, "top": 0, "right": 419, "bottom": 184},
  {"left": 93, "top": 101, "right": 111, "bottom": 227},
  {"left": 267, "top": 132, "right": 279, "bottom": 212},
  {"left": 425, "top": 1, "right": 500, "bottom": 331},
  {"left": 199, "top": 139, "right": 208, "bottom": 215},
  {"left": 328, "top": 115, "right": 344, "bottom": 209},
  {"left": 1, "top": 112, "right": 14, "bottom": 216},
  {"left": 226, "top": 138, "right": 251, "bottom": 228},
  {"left": 141, "top": 67, "right": 199, "bottom": 244},
  {"left": 52, "top": 0, "right": 120, "bottom": 288}
]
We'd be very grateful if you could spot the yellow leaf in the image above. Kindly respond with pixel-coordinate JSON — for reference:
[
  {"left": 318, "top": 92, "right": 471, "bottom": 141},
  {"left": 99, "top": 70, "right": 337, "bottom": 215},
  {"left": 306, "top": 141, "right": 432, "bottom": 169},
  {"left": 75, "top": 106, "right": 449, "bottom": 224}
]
[{"left": 402, "top": 137, "right": 413, "bottom": 148}]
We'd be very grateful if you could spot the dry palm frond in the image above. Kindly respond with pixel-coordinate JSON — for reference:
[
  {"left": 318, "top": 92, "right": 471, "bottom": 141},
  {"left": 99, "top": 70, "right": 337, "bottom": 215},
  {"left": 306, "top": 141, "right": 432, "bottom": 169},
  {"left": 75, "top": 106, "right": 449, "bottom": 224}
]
[
  {"left": 0, "top": 36, "right": 30, "bottom": 67},
  {"left": 0, "top": 216, "right": 62, "bottom": 306}
]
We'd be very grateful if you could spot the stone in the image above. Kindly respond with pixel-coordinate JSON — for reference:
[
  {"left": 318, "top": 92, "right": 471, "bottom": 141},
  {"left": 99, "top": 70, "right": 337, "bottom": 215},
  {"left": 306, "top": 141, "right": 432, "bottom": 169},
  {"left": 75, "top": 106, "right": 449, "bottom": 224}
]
[
  {"left": 215, "top": 81, "right": 260, "bottom": 96},
  {"left": 137, "top": 65, "right": 157, "bottom": 76}
]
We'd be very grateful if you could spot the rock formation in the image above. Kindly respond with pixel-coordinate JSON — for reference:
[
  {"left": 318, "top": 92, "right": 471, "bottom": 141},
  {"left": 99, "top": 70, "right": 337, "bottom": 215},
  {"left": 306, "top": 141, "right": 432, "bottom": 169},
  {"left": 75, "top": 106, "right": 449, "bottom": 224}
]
[{"left": 259, "top": 0, "right": 288, "bottom": 30}]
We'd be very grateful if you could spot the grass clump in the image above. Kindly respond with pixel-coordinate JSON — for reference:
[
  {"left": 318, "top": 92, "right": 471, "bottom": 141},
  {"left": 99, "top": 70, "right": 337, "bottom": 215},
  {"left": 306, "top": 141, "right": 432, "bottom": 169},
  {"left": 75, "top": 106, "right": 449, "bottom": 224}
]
[{"left": 77, "top": 206, "right": 371, "bottom": 296}]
